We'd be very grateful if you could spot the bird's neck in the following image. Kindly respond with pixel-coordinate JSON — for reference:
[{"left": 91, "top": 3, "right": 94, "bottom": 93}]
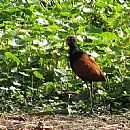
[{"left": 69, "top": 45, "right": 79, "bottom": 55}]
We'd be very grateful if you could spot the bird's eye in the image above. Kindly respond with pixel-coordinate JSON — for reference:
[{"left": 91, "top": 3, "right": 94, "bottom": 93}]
[{"left": 69, "top": 38, "right": 72, "bottom": 41}]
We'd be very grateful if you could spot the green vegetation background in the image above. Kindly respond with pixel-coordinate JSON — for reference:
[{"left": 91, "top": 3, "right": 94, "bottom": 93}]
[{"left": 0, "top": 0, "right": 129, "bottom": 114}]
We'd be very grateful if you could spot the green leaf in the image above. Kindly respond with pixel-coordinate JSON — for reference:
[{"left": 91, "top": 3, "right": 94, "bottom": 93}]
[
  {"left": 60, "top": 12, "right": 71, "bottom": 17},
  {"left": 88, "top": 26, "right": 103, "bottom": 33},
  {"left": 69, "top": 23, "right": 79, "bottom": 28},
  {"left": 100, "top": 32, "right": 117, "bottom": 40},
  {"left": 48, "top": 24, "right": 59, "bottom": 30},
  {"left": 33, "top": 71, "right": 43, "bottom": 79},
  {"left": 47, "top": 106, "right": 53, "bottom": 111},
  {"left": 5, "top": 52, "right": 21, "bottom": 65},
  {"left": 96, "top": 1, "right": 107, "bottom": 8},
  {"left": 76, "top": 26, "right": 84, "bottom": 35}
]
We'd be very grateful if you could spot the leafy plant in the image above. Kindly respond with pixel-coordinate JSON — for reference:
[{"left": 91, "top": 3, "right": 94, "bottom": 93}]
[{"left": 0, "top": 0, "right": 129, "bottom": 114}]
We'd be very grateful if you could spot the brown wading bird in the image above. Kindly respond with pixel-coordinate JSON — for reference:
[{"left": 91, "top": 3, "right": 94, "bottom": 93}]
[{"left": 66, "top": 36, "right": 106, "bottom": 113}]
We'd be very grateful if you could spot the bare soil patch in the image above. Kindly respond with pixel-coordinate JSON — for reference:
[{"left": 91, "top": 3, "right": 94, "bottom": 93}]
[{"left": 0, "top": 113, "right": 130, "bottom": 130}]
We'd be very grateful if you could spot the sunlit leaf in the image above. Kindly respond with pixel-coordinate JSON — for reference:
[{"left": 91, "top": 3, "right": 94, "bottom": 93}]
[
  {"left": 33, "top": 71, "right": 43, "bottom": 79},
  {"left": 5, "top": 52, "right": 21, "bottom": 65},
  {"left": 100, "top": 32, "right": 117, "bottom": 40},
  {"left": 60, "top": 12, "right": 71, "bottom": 17},
  {"left": 19, "top": 72, "right": 29, "bottom": 76},
  {"left": 13, "top": 81, "right": 21, "bottom": 86}
]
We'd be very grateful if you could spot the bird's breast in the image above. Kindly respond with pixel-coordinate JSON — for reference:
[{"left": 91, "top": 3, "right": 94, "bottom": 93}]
[{"left": 69, "top": 53, "right": 106, "bottom": 82}]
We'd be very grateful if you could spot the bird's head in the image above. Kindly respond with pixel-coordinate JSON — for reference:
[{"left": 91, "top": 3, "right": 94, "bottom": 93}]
[{"left": 66, "top": 36, "right": 77, "bottom": 47}]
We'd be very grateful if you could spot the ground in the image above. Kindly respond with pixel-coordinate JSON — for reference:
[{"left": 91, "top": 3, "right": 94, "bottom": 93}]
[{"left": 0, "top": 113, "right": 130, "bottom": 130}]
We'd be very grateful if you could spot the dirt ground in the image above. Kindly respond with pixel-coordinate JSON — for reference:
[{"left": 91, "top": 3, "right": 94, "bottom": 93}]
[{"left": 0, "top": 113, "right": 130, "bottom": 130}]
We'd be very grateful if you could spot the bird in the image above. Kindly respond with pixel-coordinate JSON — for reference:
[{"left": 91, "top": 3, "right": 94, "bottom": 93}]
[{"left": 66, "top": 36, "right": 106, "bottom": 113}]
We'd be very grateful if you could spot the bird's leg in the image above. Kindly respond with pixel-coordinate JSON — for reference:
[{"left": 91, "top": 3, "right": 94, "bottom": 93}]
[{"left": 89, "top": 81, "right": 94, "bottom": 113}]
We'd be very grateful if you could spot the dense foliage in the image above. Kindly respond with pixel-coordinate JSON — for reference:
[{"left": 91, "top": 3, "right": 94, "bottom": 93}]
[{"left": 0, "top": 0, "right": 130, "bottom": 114}]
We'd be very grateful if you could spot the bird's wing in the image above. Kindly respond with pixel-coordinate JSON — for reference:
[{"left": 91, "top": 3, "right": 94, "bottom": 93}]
[{"left": 72, "top": 54, "right": 105, "bottom": 81}]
